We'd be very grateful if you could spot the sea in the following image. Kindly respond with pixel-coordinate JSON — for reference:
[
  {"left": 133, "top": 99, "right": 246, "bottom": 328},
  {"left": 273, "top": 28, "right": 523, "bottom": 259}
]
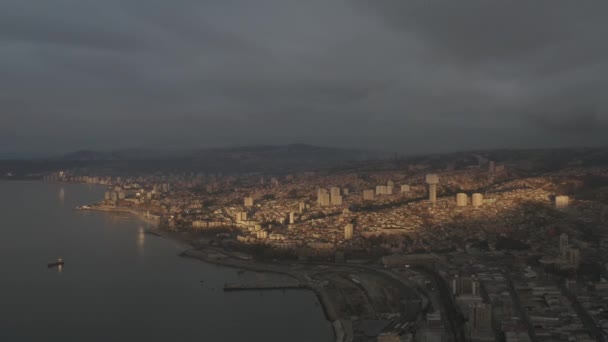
[{"left": 0, "top": 181, "right": 333, "bottom": 342}]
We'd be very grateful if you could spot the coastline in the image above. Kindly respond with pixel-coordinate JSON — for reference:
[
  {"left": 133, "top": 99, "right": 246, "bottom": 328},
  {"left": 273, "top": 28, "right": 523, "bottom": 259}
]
[
  {"left": 81, "top": 204, "right": 345, "bottom": 341},
  {"left": 78, "top": 205, "right": 160, "bottom": 226},
  {"left": 178, "top": 247, "right": 344, "bottom": 341}
]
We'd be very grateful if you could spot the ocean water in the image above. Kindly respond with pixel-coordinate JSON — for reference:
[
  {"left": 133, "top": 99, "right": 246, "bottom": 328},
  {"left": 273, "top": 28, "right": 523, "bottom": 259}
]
[{"left": 0, "top": 181, "right": 333, "bottom": 342}]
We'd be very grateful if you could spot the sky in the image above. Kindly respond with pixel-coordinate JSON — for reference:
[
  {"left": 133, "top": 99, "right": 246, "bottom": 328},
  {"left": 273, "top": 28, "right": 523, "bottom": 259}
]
[{"left": 1, "top": 0, "right": 607, "bottom": 155}]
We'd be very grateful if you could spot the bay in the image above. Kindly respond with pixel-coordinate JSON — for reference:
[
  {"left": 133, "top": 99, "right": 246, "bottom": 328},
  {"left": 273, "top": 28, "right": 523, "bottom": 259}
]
[{"left": 0, "top": 181, "right": 333, "bottom": 342}]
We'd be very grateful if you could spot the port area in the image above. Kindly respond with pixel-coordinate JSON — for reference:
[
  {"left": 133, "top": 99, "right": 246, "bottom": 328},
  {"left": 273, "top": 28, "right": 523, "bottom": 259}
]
[
  {"left": 179, "top": 247, "right": 428, "bottom": 342},
  {"left": 72, "top": 208, "right": 430, "bottom": 342}
]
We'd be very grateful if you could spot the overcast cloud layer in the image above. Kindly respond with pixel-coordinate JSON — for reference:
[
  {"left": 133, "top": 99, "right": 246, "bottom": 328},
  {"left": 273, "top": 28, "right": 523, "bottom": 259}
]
[{"left": 1, "top": 0, "right": 607, "bottom": 155}]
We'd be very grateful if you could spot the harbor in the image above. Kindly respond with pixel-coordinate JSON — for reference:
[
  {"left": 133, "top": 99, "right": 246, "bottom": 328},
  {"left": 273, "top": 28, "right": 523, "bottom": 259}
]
[{"left": 0, "top": 181, "right": 334, "bottom": 342}]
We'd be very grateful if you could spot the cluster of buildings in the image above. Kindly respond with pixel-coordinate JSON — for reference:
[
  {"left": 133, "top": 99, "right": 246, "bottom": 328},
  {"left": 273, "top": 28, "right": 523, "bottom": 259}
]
[
  {"left": 568, "top": 281, "right": 608, "bottom": 340},
  {"left": 514, "top": 281, "right": 593, "bottom": 341},
  {"left": 47, "top": 155, "right": 608, "bottom": 342}
]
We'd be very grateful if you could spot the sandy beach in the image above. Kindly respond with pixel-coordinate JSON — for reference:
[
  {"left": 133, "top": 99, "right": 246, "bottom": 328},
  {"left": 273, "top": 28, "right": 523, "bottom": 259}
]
[{"left": 78, "top": 205, "right": 160, "bottom": 226}]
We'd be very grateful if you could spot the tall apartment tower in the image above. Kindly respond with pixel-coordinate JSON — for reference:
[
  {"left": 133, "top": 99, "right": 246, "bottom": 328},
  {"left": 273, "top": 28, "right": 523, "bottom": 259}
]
[
  {"left": 317, "top": 189, "right": 330, "bottom": 207},
  {"left": 362, "top": 190, "right": 375, "bottom": 201},
  {"left": 320, "top": 193, "right": 330, "bottom": 206},
  {"left": 331, "top": 195, "right": 343, "bottom": 205},
  {"left": 472, "top": 193, "right": 483, "bottom": 207},
  {"left": 426, "top": 174, "right": 439, "bottom": 204},
  {"left": 244, "top": 197, "right": 254, "bottom": 207},
  {"left": 330, "top": 187, "right": 340, "bottom": 198},
  {"left": 330, "top": 187, "right": 342, "bottom": 205},
  {"left": 344, "top": 224, "right": 354, "bottom": 240},
  {"left": 386, "top": 181, "right": 394, "bottom": 195},
  {"left": 456, "top": 193, "right": 468, "bottom": 207},
  {"left": 317, "top": 188, "right": 327, "bottom": 205},
  {"left": 555, "top": 195, "right": 569, "bottom": 209}
]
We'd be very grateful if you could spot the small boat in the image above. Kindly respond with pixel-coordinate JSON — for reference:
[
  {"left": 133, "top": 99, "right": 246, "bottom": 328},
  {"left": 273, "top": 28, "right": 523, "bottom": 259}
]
[{"left": 48, "top": 258, "right": 64, "bottom": 268}]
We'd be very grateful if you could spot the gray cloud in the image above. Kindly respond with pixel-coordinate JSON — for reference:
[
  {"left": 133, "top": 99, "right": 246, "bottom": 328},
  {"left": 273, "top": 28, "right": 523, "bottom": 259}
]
[
  {"left": 1, "top": 0, "right": 607, "bottom": 155},
  {"left": 530, "top": 109, "right": 608, "bottom": 134}
]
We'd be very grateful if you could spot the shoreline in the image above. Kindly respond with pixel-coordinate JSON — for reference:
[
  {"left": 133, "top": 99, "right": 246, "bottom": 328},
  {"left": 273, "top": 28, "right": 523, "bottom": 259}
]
[
  {"left": 178, "top": 247, "right": 343, "bottom": 340},
  {"left": 78, "top": 205, "right": 160, "bottom": 226},
  {"left": 82, "top": 204, "right": 344, "bottom": 341}
]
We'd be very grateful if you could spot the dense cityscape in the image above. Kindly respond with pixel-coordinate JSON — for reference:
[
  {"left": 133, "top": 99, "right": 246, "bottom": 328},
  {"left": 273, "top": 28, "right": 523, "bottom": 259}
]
[
  {"left": 3, "top": 1, "right": 608, "bottom": 341},
  {"left": 26, "top": 148, "right": 608, "bottom": 342}
]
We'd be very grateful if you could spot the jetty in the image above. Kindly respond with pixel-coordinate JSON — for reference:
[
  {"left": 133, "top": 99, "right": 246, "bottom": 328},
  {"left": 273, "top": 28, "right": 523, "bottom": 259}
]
[{"left": 223, "top": 282, "right": 306, "bottom": 291}]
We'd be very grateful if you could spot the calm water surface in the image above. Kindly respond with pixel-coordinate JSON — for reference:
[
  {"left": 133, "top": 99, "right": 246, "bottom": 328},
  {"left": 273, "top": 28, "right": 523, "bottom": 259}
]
[{"left": 0, "top": 181, "right": 333, "bottom": 342}]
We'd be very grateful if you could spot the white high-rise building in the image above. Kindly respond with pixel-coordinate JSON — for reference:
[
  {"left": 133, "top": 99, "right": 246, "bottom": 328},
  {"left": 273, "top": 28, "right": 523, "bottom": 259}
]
[
  {"left": 555, "top": 195, "right": 569, "bottom": 209},
  {"left": 330, "top": 187, "right": 342, "bottom": 205},
  {"left": 344, "top": 224, "right": 354, "bottom": 240},
  {"left": 363, "top": 189, "right": 375, "bottom": 201},
  {"left": 426, "top": 174, "right": 439, "bottom": 204},
  {"left": 317, "top": 189, "right": 330, "bottom": 207},
  {"left": 472, "top": 193, "right": 483, "bottom": 207},
  {"left": 456, "top": 193, "right": 468, "bottom": 207},
  {"left": 244, "top": 197, "right": 254, "bottom": 207},
  {"left": 330, "top": 187, "right": 341, "bottom": 198}
]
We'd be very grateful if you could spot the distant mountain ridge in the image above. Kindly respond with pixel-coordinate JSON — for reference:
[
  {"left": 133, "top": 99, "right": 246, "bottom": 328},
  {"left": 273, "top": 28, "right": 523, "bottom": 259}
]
[
  {"left": 49, "top": 144, "right": 379, "bottom": 174},
  {"left": 59, "top": 144, "right": 375, "bottom": 162},
  {"left": 4, "top": 145, "right": 608, "bottom": 177},
  {"left": 0, "top": 152, "right": 49, "bottom": 160}
]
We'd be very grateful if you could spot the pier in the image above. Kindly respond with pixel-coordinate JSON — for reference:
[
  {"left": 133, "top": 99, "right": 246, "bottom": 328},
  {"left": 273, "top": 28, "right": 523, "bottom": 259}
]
[{"left": 223, "top": 282, "right": 307, "bottom": 291}]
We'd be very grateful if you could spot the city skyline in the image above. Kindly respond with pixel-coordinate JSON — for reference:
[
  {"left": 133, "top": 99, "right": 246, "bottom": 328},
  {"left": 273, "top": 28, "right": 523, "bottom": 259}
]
[{"left": 4, "top": 2, "right": 608, "bottom": 341}]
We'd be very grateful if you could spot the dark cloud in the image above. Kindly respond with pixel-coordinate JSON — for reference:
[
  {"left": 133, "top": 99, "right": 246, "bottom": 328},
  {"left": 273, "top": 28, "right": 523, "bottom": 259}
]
[
  {"left": 1, "top": 0, "right": 607, "bottom": 155},
  {"left": 356, "top": 1, "right": 608, "bottom": 66},
  {"left": 531, "top": 110, "right": 608, "bottom": 134}
]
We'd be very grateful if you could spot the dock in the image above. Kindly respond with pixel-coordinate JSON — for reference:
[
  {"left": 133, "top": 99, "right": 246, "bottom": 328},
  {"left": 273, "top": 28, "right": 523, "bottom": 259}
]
[{"left": 223, "top": 282, "right": 307, "bottom": 291}]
